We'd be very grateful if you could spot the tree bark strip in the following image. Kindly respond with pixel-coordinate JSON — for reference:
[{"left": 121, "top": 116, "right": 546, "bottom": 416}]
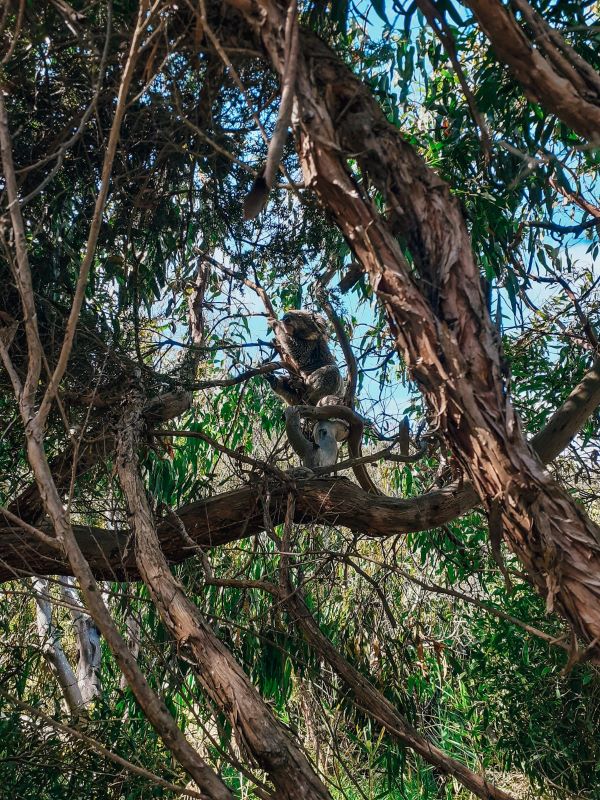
[
  {"left": 116, "top": 398, "right": 332, "bottom": 800},
  {"left": 223, "top": 0, "right": 600, "bottom": 654},
  {"left": 2, "top": 349, "right": 599, "bottom": 585},
  {"left": 460, "top": 0, "right": 600, "bottom": 143}
]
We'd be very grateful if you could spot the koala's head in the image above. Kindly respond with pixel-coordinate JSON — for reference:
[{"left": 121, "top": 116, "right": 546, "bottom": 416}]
[
  {"left": 279, "top": 310, "right": 329, "bottom": 341},
  {"left": 313, "top": 419, "right": 349, "bottom": 443}
]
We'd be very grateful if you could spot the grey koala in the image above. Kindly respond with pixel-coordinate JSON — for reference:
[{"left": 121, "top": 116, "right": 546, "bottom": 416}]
[
  {"left": 265, "top": 310, "right": 344, "bottom": 405},
  {"left": 284, "top": 406, "right": 348, "bottom": 471}
]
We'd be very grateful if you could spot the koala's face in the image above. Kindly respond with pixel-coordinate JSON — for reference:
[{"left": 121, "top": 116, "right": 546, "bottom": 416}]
[
  {"left": 280, "top": 310, "right": 328, "bottom": 340},
  {"left": 312, "top": 420, "right": 349, "bottom": 443}
]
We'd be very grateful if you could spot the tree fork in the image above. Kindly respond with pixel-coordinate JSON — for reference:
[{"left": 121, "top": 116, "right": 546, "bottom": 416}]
[
  {"left": 222, "top": 0, "right": 600, "bottom": 654},
  {"left": 2, "top": 351, "right": 600, "bottom": 592}
]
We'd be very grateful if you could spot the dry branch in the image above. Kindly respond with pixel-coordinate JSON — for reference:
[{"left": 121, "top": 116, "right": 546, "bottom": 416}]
[
  {"left": 1, "top": 353, "right": 599, "bottom": 584},
  {"left": 461, "top": 0, "right": 600, "bottom": 142},
  {"left": 117, "top": 396, "right": 331, "bottom": 800}
]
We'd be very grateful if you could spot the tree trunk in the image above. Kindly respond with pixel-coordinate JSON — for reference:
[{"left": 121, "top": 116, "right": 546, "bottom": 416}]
[{"left": 226, "top": 0, "right": 600, "bottom": 655}]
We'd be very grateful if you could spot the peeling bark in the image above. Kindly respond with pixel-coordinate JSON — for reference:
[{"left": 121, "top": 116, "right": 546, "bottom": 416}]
[
  {"left": 116, "top": 397, "right": 331, "bottom": 800},
  {"left": 222, "top": 0, "right": 600, "bottom": 654},
  {"left": 461, "top": 0, "right": 600, "bottom": 143}
]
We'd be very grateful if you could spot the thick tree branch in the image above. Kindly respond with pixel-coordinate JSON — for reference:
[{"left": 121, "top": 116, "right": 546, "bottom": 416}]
[
  {"left": 1, "top": 354, "right": 599, "bottom": 584},
  {"left": 221, "top": 3, "right": 600, "bottom": 653},
  {"left": 263, "top": 576, "right": 514, "bottom": 800},
  {"left": 117, "top": 396, "right": 331, "bottom": 800},
  {"left": 460, "top": 0, "right": 600, "bottom": 142}
]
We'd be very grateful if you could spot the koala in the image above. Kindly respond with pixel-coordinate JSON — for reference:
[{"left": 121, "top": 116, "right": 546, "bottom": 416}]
[
  {"left": 284, "top": 406, "right": 348, "bottom": 470},
  {"left": 265, "top": 310, "right": 344, "bottom": 405}
]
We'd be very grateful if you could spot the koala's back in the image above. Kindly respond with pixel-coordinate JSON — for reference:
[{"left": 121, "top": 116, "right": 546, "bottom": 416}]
[{"left": 277, "top": 311, "right": 336, "bottom": 373}]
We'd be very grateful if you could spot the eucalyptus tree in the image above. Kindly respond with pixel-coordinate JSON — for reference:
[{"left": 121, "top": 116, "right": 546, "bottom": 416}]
[{"left": 0, "top": 1, "right": 599, "bottom": 798}]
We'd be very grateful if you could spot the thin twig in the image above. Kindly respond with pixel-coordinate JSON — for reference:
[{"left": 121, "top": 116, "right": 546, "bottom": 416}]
[
  {"left": 153, "top": 428, "right": 286, "bottom": 479},
  {"left": 36, "top": 1, "right": 151, "bottom": 428}
]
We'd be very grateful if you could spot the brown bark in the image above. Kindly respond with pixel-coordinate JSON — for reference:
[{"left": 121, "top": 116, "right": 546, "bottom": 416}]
[
  {"left": 116, "top": 398, "right": 331, "bottom": 800},
  {"left": 0, "top": 477, "right": 473, "bottom": 581},
  {"left": 272, "top": 579, "right": 514, "bottom": 800},
  {"left": 0, "top": 9, "right": 235, "bottom": 794},
  {"left": 2, "top": 352, "right": 599, "bottom": 584},
  {"left": 8, "top": 389, "right": 194, "bottom": 525},
  {"left": 460, "top": 0, "right": 600, "bottom": 142},
  {"left": 222, "top": 0, "right": 600, "bottom": 654}
]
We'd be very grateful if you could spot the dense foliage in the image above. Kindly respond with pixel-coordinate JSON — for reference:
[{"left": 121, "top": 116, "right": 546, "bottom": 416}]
[{"left": 0, "top": 1, "right": 599, "bottom": 798}]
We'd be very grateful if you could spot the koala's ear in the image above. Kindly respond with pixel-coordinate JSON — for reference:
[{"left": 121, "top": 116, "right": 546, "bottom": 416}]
[{"left": 334, "top": 422, "right": 349, "bottom": 442}]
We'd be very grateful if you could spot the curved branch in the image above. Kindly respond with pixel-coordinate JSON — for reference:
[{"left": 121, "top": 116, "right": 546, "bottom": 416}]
[
  {"left": 2, "top": 356, "right": 599, "bottom": 584},
  {"left": 315, "top": 286, "right": 358, "bottom": 406},
  {"left": 227, "top": 3, "right": 600, "bottom": 650},
  {"left": 206, "top": 575, "right": 515, "bottom": 800},
  {"left": 281, "top": 582, "right": 514, "bottom": 800},
  {"left": 296, "top": 403, "right": 383, "bottom": 494}
]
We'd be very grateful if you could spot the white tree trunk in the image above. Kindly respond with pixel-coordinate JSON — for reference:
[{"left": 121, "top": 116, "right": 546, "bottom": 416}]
[
  {"left": 59, "top": 577, "right": 102, "bottom": 705},
  {"left": 32, "top": 578, "right": 83, "bottom": 713}
]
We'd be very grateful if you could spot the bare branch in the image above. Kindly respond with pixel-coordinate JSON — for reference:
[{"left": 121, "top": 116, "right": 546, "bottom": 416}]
[
  {"left": 36, "top": 2, "right": 149, "bottom": 428},
  {"left": 117, "top": 395, "right": 331, "bottom": 799},
  {"left": 244, "top": 0, "right": 299, "bottom": 218},
  {"left": 461, "top": 0, "right": 600, "bottom": 142}
]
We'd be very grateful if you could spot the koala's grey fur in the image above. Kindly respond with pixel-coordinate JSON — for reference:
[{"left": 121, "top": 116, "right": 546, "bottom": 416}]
[
  {"left": 284, "top": 406, "right": 348, "bottom": 469},
  {"left": 265, "top": 310, "right": 344, "bottom": 405}
]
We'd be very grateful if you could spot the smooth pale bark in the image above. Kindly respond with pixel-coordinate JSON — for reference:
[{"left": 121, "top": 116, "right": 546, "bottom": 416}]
[
  {"left": 60, "top": 577, "right": 102, "bottom": 705},
  {"left": 33, "top": 578, "right": 84, "bottom": 714},
  {"left": 223, "top": 0, "right": 600, "bottom": 654}
]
